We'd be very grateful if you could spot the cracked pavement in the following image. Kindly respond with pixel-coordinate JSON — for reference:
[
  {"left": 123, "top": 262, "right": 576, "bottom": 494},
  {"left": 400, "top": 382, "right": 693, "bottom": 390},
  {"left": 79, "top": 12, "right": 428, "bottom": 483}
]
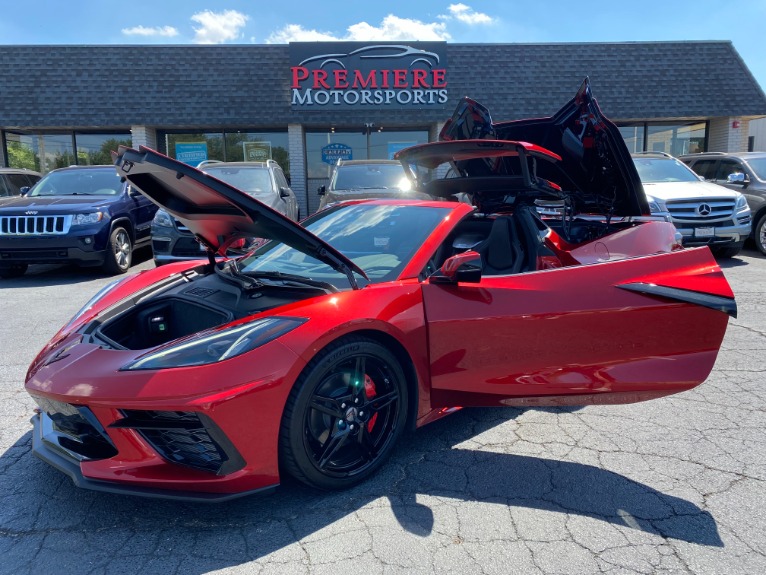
[{"left": 1, "top": 247, "right": 764, "bottom": 574}]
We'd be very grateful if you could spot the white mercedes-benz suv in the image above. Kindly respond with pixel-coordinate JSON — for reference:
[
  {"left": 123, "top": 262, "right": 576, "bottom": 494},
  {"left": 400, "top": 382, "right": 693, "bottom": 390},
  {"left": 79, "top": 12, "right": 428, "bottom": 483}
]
[{"left": 632, "top": 153, "right": 752, "bottom": 258}]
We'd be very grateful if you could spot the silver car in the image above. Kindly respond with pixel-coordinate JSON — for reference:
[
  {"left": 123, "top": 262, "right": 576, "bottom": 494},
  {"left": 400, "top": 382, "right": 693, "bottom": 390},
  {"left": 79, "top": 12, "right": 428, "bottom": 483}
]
[{"left": 151, "top": 160, "right": 298, "bottom": 265}]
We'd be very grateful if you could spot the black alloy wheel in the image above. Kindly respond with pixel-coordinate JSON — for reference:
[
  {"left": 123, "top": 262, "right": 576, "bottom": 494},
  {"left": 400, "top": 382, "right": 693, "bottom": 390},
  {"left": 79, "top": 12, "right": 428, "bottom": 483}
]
[
  {"left": 279, "top": 336, "right": 408, "bottom": 490},
  {"left": 103, "top": 226, "right": 132, "bottom": 274},
  {"left": 755, "top": 213, "right": 766, "bottom": 256}
]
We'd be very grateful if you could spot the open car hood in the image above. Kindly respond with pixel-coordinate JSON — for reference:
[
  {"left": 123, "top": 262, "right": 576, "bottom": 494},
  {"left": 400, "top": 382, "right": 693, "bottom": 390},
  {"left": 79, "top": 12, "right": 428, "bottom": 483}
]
[
  {"left": 113, "top": 146, "right": 367, "bottom": 282},
  {"left": 406, "top": 78, "right": 648, "bottom": 217}
]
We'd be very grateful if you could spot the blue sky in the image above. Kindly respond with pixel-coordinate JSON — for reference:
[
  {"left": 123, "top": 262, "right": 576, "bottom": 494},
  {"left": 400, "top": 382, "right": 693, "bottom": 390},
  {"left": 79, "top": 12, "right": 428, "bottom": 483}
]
[{"left": 1, "top": 0, "right": 764, "bottom": 91}]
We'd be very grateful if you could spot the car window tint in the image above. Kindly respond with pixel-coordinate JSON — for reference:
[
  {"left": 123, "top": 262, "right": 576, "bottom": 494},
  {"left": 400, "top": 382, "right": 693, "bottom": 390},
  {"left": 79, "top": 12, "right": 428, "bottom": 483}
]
[
  {"left": 689, "top": 159, "right": 718, "bottom": 180},
  {"left": 716, "top": 160, "right": 744, "bottom": 180},
  {"left": 332, "top": 164, "right": 407, "bottom": 190},
  {"left": 206, "top": 167, "right": 273, "bottom": 194},
  {"left": 29, "top": 170, "right": 123, "bottom": 196},
  {"left": 274, "top": 168, "right": 289, "bottom": 189}
]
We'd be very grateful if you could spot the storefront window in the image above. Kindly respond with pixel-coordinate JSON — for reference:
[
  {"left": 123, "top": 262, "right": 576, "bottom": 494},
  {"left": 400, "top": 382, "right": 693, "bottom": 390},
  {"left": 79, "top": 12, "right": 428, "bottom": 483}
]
[
  {"left": 306, "top": 129, "right": 428, "bottom": 179},
  {"left": 618, "top": 125, "right": 645, "bottom": 153},
  {"left": 165, "top": 133, "right": 225, "bottom": 166},
  {"left": 163, "top": 131, "right": 290, "bottom": 175},
  {"left": 618, "top": 122, "right": 707, "bottom": 155},
  {"left": 224, "top": 132, "right": 290, "bottom": 177},
  {"left": 647, "top": 123, "right": 707, "bottom": 155},
  {"left": 5, "top": 133, "right": 75, "bottom": 173},
  {"left": 76, "top": 133, "right": 132, "bottom": 165}
]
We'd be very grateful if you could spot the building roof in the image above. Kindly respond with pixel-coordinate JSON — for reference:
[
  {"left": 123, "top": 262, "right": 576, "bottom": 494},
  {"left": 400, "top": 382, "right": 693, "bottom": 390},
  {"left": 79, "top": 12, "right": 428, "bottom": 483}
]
[{"left": 1, "top": 41, "right": 764, "bottom": 130}]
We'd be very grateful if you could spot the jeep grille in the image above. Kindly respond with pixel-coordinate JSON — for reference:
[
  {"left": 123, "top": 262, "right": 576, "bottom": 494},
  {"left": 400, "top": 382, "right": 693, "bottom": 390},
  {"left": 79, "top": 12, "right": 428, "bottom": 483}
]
[{"left": 0, "top": 215, "right": 72, "bottom": 236}]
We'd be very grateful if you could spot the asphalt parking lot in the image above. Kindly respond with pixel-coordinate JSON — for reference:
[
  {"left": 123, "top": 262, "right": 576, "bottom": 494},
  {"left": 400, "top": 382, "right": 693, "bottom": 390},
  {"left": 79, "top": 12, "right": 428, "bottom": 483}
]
[{"left": 1, "top": 246, "right": 764, "bottom": 575}]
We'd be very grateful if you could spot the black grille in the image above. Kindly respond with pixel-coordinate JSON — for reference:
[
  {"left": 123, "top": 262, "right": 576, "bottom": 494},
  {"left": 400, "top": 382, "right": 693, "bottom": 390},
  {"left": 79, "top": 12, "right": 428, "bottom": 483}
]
[
  {"left": 172, "top": 237, "right": 205, "bottom": 257},
  {"left": 33, "top": 397, "right": 117, "bottom": 460},
  {"left": 666, "top": 198, "right": 735, "bottom": 223},
  {"left": 113, "top": 410, "right": 244, "bottom": 475}
]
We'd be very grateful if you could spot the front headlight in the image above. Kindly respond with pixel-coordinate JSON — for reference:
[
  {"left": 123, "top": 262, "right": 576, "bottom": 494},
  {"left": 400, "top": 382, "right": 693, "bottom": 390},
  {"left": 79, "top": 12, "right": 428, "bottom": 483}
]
[
  {"left": 645, "top": 195, "right": 666, "bottom": 213},
  {"left": 122, "top": 317, "right": 306, "bottom": 370},
  {"left": 153, "top": 210, "right": 174, "bottom": 228},
  {"left": 72, "top": 212, "right": 104, "bottom": 225},
  {"left": 735, "top": 194, "right": 749, "bottom": 211}
]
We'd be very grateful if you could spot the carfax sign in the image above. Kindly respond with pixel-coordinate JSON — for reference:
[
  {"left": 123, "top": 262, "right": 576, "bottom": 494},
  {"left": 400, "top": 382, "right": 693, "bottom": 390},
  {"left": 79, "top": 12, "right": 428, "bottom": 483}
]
[
  {"left": 289, "top": 42, "right": 448, "bottom": 110},
  {"left": 321, "top": 143, "right": 352, "bottom": 164}
]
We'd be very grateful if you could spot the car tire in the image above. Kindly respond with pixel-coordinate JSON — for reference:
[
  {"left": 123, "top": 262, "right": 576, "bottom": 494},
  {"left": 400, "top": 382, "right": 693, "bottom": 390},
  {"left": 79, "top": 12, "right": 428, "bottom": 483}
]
[
  {"left": 102, "top": 226, "right": 132, "bottom": 274},
  {"left": 0, "top": 264, "right": 28, "bottom": 279},
  {"left": 754, "top": 212, "right": 766, "bottom": 256},
  {"left": 279, "top": 336, "right": 408, "bottom": 490},
  {"left": 711, "top": 241, "right": 744, "bottom": 259}
]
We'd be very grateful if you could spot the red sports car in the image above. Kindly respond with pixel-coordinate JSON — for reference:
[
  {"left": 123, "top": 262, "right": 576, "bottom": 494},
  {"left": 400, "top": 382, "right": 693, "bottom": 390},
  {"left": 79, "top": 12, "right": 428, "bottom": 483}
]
[{"left": 25, "top": 80, "right": 736, "bottom": 500}]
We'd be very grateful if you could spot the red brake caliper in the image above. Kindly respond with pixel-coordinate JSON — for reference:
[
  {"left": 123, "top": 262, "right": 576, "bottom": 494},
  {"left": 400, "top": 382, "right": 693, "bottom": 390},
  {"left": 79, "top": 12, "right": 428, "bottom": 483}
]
[{"left": 364, "top": 374, "right": 378, "bottom": 432}]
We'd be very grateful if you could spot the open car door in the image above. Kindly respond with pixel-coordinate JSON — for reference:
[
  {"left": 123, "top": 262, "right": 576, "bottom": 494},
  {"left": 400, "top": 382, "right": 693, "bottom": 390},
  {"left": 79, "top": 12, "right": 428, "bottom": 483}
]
[{"left": 422, "top": 246, "right": 735, "bottom": 408}]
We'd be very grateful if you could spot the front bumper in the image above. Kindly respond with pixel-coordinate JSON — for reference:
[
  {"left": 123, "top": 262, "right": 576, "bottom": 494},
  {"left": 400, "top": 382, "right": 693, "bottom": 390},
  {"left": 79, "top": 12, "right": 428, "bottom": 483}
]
[
  {"left": 0, "top": 233, "right": 107, "bottom": 266},
  {"left": 675, "top": 221, "right": 751, "bottom": 247},
  {"left": 31, "top": 412, "right": 275, "bottom": 502}
]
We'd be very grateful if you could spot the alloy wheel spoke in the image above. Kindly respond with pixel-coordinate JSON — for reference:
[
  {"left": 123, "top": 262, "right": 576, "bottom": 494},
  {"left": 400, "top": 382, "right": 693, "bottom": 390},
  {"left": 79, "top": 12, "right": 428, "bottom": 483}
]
[
  {"left": 317, "top": 427, "right": 352, "bottom": 470},
  {"left": 367, "top": 389, "right": 398, "bottom": 413},
  {"left": 310, "top": 395, "right": 345, "bottom": 419},
  {"left": 356, "top": 429, "right": 378, "bottom": 463}
]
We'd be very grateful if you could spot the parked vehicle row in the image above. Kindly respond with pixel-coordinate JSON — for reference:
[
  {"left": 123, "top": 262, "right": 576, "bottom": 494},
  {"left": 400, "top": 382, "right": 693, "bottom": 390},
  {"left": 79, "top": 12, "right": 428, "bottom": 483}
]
[
  {"left": 680, "top": 152, "right": 766, "bottom": 255},
  {"left": 632, "top": 152, "right": 752, "bottom": 258},
  {"left": 0, "top": 166, "right": 156, "bottom": 279}
]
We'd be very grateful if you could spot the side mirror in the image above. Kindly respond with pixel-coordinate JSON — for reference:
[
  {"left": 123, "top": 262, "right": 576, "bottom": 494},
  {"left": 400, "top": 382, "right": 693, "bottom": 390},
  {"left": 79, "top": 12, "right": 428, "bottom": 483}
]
[
  {"left": 727, "top": 172, "right": 748, "bottom": 185},
  {"left": 318, "top": 185, "right": 326, "bottom": 196},
  {"left": 19, "top": 186, "right": 30, "bottom": 196},
  {"left": 429, "top": 250, "right": 482, "bottom": 284},
  {"left": 279, "top": 186, "right": 291, "bottom": 198}
]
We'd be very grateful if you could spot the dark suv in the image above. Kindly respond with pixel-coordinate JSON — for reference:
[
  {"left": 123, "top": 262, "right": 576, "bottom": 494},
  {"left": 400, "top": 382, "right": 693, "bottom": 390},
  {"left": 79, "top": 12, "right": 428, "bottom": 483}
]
[
  {"left": 0, "top": 165, "right": 157, "bottom": 278},
  {"left": 680, "top": 152, "right": 766, "bottom": 255},
  {"left": 0, "top": 167, "right": 42, "bottom": 199}
]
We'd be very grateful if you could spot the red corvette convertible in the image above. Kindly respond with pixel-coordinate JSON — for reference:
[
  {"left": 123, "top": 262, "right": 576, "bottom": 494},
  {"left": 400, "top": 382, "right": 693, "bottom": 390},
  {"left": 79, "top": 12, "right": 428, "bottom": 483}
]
[{"left": 25, "top": 80, "right": 736, "bottom": 500}]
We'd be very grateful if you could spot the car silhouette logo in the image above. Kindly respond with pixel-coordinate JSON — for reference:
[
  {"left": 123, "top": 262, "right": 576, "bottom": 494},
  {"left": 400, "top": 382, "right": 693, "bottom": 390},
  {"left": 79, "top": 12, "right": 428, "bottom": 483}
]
[
  {"left": 697, "top": 203, "right": 712, "bottom": 216},
  {"left": 25, "top": 210, "right": 38, "bottom": 215}
]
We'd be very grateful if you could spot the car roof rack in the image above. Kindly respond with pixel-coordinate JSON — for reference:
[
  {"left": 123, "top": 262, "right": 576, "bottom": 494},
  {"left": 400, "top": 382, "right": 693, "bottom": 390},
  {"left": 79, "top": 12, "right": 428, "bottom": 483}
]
[{"left": 631, "top": 151, "right": 674, "bottom": 158}]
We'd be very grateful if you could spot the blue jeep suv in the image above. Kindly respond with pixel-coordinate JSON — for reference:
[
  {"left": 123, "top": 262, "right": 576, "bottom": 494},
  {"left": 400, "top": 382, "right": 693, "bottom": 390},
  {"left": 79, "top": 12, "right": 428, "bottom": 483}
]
[{"left": 0, "top": 165, "right": 157, "bottom": 278}]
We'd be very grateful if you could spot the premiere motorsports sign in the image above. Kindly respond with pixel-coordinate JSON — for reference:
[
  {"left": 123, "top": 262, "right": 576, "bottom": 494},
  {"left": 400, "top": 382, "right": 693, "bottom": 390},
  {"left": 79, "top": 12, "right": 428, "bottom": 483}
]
[{"left": 290, "top": 42, "right": 448, "bottom": 110}]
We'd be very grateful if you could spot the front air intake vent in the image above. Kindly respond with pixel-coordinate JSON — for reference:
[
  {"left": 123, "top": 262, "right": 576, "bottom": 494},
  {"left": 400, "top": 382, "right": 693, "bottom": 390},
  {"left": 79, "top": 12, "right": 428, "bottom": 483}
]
[{"left": 111, "top": 410, "right": 245, "bottom": 475}]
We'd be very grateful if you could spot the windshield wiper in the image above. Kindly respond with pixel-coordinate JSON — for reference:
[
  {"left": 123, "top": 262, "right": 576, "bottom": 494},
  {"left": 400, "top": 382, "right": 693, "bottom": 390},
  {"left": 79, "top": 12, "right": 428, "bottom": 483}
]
[{"left": 242, "top": 271, "right": 338, "bottom": 292}]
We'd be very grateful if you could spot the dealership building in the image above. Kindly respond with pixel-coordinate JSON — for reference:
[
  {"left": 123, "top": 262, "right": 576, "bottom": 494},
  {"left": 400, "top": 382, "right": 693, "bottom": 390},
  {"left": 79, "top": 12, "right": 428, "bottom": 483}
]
[{"left": 2, "top": 40, "right": 766, "bottom": 215}]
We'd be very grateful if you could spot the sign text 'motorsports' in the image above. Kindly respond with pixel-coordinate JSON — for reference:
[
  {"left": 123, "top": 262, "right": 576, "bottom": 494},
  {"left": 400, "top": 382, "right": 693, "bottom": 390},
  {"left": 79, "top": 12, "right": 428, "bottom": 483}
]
[{"left": 289, "top": 42, "right": 448, "bottom": 110}]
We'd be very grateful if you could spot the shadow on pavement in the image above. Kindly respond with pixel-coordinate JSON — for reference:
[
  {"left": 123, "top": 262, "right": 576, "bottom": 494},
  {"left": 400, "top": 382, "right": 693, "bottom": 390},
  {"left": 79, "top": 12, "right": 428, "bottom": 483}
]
[
  {"left": 0, "top": 407, "right": 722, "bottom": 574},
  {"left": 0, "top": 247, "right": 153, "bottom": 288}
]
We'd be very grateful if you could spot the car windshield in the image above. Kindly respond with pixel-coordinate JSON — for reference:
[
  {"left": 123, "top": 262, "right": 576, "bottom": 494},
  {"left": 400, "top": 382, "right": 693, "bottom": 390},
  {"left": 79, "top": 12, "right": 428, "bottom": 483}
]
[
  {"left": 633, "top": 157, "right": 700, "bottom": 183},
  {"left": 28, "top": 169, "right": 123, "bottom": 197},
  {"left": 746, "top": 158, "right": 766, "bottom": 180},
  {"left": 332, "top": 164, "right": 410, "bottom": 191},
  {"left": 204, "top": 166, "right": 274, "bottom": 195},
  {"left": 239, "top": 203, "right": 449, "bottom": 288}
]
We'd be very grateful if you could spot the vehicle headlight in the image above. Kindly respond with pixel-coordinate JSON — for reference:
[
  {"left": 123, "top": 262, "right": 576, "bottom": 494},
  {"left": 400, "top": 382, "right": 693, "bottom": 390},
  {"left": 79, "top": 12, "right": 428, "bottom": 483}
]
[
  {"left": 153, "top": 210, "right": 174, "bottom": 227},
  {"left": 72, "top": 212, "right": 104, "bottom": 225},
  {"left": 735, "top": 194, "right": 749, "bottom": 211},
  {"left": 645, "top": 195, "right": 665, "bottom": 213},
  {"left": 122, "top": 317, "right": 306, "bottom": 370}
]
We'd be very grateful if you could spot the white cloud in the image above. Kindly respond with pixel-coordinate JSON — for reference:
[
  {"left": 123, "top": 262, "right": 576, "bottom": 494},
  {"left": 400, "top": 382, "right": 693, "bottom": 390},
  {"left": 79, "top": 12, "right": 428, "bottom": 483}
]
[
  {"left": 191, "top": 9, "right": 249, "bottom": 44},
  {"left": 443, "top": 3, "right": 494, "bottom": 25},
  {"left": 266, "top": 24, "right": 339, "bottom": 43},
  {"left": 265, "top": 14, "right": 450, "bottom": 44},
  {"left": 121, "top": 25, "right": 179, "bottom": 38}
]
